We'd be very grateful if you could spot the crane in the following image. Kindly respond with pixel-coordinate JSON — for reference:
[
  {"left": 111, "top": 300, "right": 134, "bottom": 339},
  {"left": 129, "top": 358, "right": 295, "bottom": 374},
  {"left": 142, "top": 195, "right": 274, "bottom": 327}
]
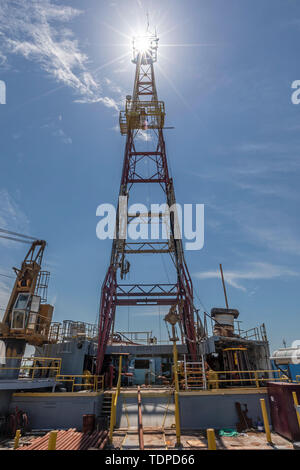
[{"left": 0, "top": 229, "right": 55, "bottom": 362}]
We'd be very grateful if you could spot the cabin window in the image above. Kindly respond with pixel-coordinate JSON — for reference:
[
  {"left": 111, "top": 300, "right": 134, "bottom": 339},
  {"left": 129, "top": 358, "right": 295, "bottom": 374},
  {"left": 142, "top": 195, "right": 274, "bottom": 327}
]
[
  {"left": 134, "top": 359, "right": 150, "bottom": 369},
  {"left": 14, "top": 293, "right": 30, "bottom": 310},
  {"left": 11, "top": 310, "right": 26, "bottom": 329}
]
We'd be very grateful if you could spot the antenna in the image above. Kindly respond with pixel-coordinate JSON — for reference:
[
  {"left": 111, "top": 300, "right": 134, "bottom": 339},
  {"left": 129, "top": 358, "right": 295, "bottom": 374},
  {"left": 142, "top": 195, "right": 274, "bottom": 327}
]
[{"left": 219, "top": 264, "right": 229, "bottom": 309}]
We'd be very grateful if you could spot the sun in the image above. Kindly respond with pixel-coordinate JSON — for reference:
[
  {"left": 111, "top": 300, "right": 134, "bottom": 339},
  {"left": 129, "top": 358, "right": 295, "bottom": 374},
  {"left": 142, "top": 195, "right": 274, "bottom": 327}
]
[{"left": 133, "top": 35, "right": 152, "bottom": 53}]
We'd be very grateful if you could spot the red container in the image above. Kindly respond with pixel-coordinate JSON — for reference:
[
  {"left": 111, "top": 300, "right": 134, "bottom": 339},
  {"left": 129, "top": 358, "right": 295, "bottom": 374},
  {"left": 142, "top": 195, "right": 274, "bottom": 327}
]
[
  {"left": 82, "top": 414, "right": 95, "bottom": 434},
  {"left": 267, "top": 382, "right": 300, "bottom": 441}
]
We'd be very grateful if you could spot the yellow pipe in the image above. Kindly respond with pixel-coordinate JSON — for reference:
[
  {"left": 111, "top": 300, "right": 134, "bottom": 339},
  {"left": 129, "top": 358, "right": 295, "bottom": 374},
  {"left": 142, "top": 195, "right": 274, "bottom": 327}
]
[
  {"left": 14, "top": 429, "right": 21, "bottom": 450},
  {"left": 173, "top": 343, "right": 179, "bottom": 393},
  {"left": 174, "top": 391, "right": 181, "bottom": 447},
  {"left": 292, "top": 391, "right": 300, "bottom": 428},
  {"left": 113, "top": 355, "right": 123, "bottom": 426},
  {"left": 47, "top": 431, "right": 58, "bottom": 450},
  {"left": 260, "top": 398, "right": 272, "bottom": 443},
  {"left": 116, "top": 355, "right": 123, "bottom": 398},
  {"left": 109, "top": 392, "right": 116, "bottom": 444},
  {"left": 207, "top": 428, "right": 216, "bottom": 450}
]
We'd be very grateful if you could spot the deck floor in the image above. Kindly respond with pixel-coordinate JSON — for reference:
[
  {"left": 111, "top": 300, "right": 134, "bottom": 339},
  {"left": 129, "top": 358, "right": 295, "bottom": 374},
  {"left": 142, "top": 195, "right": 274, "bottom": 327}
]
[
  {"left": 0, "top": 429, "right": 294, "bottom": 450},
  {"left": 112, "top": 428, "right": 294, "bottom": 450}
]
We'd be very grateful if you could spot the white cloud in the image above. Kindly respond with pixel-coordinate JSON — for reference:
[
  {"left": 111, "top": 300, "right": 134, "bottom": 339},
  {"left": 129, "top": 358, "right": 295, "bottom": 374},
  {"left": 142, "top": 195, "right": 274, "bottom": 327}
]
[
  {"left": 41, "top": 115, "right": 73, "bottom": 144},
  {"left": 248, "top": 227, "right": 300, "bottom": 257},
  {"left": 195, "top": 262, "right": 299, "bottom": 291},
  {"left": 0, "top": 0, "right": 106, "bottom": 103},
  {"left": 235, "top": 181, "right": 300, "bottom": 201},
  {"left": 53, "top": 128, "right": 72, "bottom": 144},
  {"left": 0, "top": 189, "right": 30, "bottom": 241},
  {"left": 0, "top": 1, "right": 129, "bottom": 118},
  {"left": 74, "top": 95, "right": 120, "bottom": 111},
  {"left": 208, "top": 195, "right": 300, "bottom": 258},
  {"left": 235, "top": 142, "right": 274, "bottom": 153}
]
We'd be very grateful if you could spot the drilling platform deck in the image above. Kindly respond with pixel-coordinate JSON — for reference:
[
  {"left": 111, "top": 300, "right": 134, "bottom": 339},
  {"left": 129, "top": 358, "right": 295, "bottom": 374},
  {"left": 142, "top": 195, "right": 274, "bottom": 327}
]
[{"left": 0, "top": 28, "right": 299, "bottom": 453}]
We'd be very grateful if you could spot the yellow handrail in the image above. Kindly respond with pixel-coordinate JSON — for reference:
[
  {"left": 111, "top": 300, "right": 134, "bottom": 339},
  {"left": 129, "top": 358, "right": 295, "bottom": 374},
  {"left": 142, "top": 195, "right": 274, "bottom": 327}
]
[
  {"left": 292, "top": 391, "right": 300, "bottom": 429},
  {"left": 0, "top": 357, "right": 62, "bottom": 379},
  {"left": 55, "top": 374, "right": 104, "bottom": 392},
  {"left": 260, "top": 399, "right": 272, "bottom": 444},
  {"left": 179, "top": 366, "right": 288, "bottom": 390},
  {"left": 109, "top": 355, "right": 123, "bottom": 443}
]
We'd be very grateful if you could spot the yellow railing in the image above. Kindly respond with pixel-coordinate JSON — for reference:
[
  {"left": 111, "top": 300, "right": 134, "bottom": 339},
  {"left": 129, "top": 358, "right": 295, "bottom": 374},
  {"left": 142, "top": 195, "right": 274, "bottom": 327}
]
[
  {"left": 179, "top": 366, "right": 288, "bottom": 390},
  {"left": 109, "top": 355, "right": 123, "bottom": 443},
  {"left": 118, "top": 100, "right": 166, "bottom": 135},
  {"left": 208, "top": 369, "right": 288, "bottom": 389},
  {"left": 0, "top": 357, "right": 61, "bottom": 379},
  {"left": 55, "top": 374, "right": 104, "bottom": 392}
]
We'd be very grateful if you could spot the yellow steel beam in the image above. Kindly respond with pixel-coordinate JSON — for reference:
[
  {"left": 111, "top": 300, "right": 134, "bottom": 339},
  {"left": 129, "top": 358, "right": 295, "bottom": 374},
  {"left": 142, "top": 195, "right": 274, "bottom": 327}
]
[
  {"left": 13, "top": 429, "right": 21, "bottom": 450},
  {"left": 174, "top": 391, "right": 181, "bottom": 447},
  {"left": 292, "top": 391, "right": 300, "bottom": 428},
  {"left": 207, "top": 428, "right": 216, "bottom": 450},
  {"left": 109, "top": 392, "right": 116, "bottom": 444},
  {"left": 260, "top": 398, "right": 272, "bottom": 444},
  {"left": 47, "top": 431, "right": 58, "bottom": 450}
]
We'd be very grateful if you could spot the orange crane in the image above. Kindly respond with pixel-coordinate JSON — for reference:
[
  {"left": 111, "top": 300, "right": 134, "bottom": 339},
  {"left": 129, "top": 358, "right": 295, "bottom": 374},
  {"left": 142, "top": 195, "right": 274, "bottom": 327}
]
[{"left": 0, "top": 229, "right": 55, "bottom": 361}]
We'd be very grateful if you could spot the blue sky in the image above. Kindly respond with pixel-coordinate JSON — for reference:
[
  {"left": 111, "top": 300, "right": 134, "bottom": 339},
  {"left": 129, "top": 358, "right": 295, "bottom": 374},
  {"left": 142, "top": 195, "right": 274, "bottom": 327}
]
[{"left": 0, "top": 0, "right": 300, "bottom": 352}]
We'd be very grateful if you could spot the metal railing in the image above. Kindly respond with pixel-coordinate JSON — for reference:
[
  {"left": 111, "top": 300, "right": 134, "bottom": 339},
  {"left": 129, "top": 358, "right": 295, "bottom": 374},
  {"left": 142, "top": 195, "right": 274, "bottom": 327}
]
[
  {"left": 48, "top": 320, "right": 98, "bottom": 345},
  {"left": 203, "top": 313, "right": 268, "bottom": 342},
  {"left": 125, "top": 100, "right": 165, "bottom": 131},
  {"left": 55, "top": 374, "right": 104, "bottom": 392},
  {"left": 178, "top": 362, "right": 288, "bottom": 390},
  {"left": 0, "top": 356, "right": 61, "bottom": 379},
  {"left": 207, "top": 369, "right": 287, "bottom": 389}
]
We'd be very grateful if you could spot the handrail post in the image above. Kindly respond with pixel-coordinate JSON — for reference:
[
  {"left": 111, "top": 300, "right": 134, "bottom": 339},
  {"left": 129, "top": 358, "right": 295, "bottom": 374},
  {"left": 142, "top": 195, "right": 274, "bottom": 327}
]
[
  {"left": 183, "top": 355, "right": 188, "bottom": 390},
  {"left": 48, "top": 431, "right": 58, "bottom": 450},
  {"left": 173, "top": 341, "right": 179, "bottom": 393},
  {"left": 109, "top": 392, "right": 116, "bottom": 444},
  {"left": 171, "top": 328, "right": 181, "bottom": 447},
  {"left": 207, "top": 428, "right": 216, "bottom": 450},
  {"left": 114, "top": 355, "right": 122, "bottom": 426},
  {"left": 174, "top": 390, "right": 181, "bottom": 447},
  {"left": 14, "top": 429, "right": 21, "bottom": 450},
  {"left": 292, "top": 391, "right": 300, "bottom": 428},
  {"left": 116, "top": 355, "right": 122, "bottom": 396},
  {"left": 32, "top": 359, "right": 35, "bottom": 379},
  {"left": 260, "top": 398, "right": 272, "bottom": 444}
]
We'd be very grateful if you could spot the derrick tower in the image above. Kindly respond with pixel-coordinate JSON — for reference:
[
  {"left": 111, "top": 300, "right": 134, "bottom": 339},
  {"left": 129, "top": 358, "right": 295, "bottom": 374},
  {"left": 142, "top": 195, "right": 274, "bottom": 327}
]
[{"left": 96, "top": 31, "right": 200, "bottom": 373}]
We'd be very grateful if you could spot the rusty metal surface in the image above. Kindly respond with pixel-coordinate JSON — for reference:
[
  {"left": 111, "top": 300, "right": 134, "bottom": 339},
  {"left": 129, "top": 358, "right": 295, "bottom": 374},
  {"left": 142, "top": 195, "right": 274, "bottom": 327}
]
[{"left": 17, "top": 428, "right": 108, "bottom": 450}]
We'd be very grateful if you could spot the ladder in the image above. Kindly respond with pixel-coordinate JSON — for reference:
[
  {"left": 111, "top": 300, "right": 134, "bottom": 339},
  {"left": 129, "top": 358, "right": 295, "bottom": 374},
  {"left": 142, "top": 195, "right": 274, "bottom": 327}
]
[
  {"left": 179, "top": 355, "right": 207, "bottom": 390},
  {"left": 100, "top": 392, "right": 113, "bottom": 427}
]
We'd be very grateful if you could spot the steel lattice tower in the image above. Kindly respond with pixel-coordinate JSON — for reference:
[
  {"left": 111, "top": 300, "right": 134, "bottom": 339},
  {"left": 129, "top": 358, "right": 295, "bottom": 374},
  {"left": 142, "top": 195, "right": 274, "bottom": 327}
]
[{"left": 96, "top": 33, "right": 200, "bottom": 374}]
